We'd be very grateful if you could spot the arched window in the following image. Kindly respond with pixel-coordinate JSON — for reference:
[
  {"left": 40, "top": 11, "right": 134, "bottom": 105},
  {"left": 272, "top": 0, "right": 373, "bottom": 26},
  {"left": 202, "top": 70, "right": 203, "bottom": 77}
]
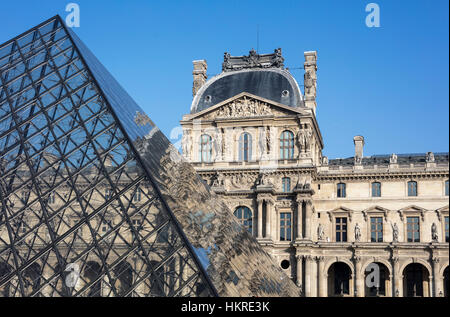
[
  {"left": 280, "top": 130, "right": 294, "bottom": 159},
  {"left": 234, "top": 206, "right": 253, "bottom": 234},
  {"left": 282, "top": 177, "right": 291, "bottom": 192},
  {"left": 199, "top": 134, "right": 212, "bottom": 162},
  {"left": 337, "top": 183, "right": 346, "bottom": 198},
  {"left": 407, "top": 181, "right": 417, "bottom": 197},
  {"left": 372, "top": 182, "right": 381, "bottom": 197},
  {"left": 238, "top": 132, "right": 252, "bottom": 162}
]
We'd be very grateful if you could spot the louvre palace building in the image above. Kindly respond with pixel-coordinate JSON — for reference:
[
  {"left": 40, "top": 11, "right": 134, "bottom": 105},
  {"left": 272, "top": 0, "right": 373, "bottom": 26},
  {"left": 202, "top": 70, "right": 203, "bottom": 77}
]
[{"left": 180, "top": 49, "right": 449, "bottom": 297}]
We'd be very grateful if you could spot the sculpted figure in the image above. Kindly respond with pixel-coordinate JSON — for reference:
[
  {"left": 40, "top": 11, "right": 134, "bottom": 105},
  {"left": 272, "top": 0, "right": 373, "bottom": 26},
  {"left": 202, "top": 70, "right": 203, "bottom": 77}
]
[
  {"left": 304, "top": 71, "right": 314, "bottom": 95},
  {"left": 392, "top": 223, "right": 399, "bottom": 242},
  {"left": 426, "top": 151, "right": 435, "bottom": 163},
  {"left": 317, "top": 224, "right": 324, "bottom": 241},
  {"left": 355, "top": 223, "right": 361, "bottom": 242},
  {"left": 431, "top": 223, "right": 438, "bottom": 241},
  {"left": 390, "top": 153, "right": 398, "bottom": 164},
  {"left": 181, "top": 130, "right": 191, "bottom": 158}
]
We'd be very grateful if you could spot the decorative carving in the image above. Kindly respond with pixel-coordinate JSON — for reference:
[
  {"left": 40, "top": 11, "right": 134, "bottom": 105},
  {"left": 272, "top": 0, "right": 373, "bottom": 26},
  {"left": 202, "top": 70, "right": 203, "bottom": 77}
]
[
  {"left": 391, "top": 222, "right": 399, "bottom": 242},
  {"left": 212, "top": 172, "right": 225, "bottom": 187},
  {"left": 322, "top": 156, "right": 329, "bottom": 166},
  {"left": 230, "top": 174, "right": 256, "bottom": 189},
  {"left": 297, "top": 126, "right": 312, "bottom": 155},
  {"left": 426, "top": 151, "right": 435, "bottom": 163},
  {"left": 317, "top": 224, "right": 324, "bottom": 241},
  {"left": 354, "top": 223, "right": 361, "bottom": 242},
  {"left": 222, "top": 48, "right": 284, "bottom": 72},
  {"left": 304, "top": 71, "right": 314, "bottom": 96},
  {"left": 431, "top": 223, "right": 438, "bottom": 242},
  {"left": 214, "top": 129, "right": 224, "bottom": 160},
  {"left": 214, "top": 97, "right": 272, "bottom": 118},
  {"left": 390, "top": 153, "right": 398, "bottom": 164},
  {"left": 181, "top": 130, "right": 192, "bottom": 159}
]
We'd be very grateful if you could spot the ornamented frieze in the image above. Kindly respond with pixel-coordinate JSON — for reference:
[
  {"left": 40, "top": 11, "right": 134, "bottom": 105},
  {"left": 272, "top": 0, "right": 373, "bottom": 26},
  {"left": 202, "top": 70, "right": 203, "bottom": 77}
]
[{"left": 202, "top": 97, "right": 273, "bottom": 119}]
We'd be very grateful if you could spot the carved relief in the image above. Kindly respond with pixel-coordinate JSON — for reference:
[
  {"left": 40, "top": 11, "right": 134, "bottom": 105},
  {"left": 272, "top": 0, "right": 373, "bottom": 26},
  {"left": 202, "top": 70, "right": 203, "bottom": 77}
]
[{"left": 204, "top": 97, "right": 272, "bottom": 119}]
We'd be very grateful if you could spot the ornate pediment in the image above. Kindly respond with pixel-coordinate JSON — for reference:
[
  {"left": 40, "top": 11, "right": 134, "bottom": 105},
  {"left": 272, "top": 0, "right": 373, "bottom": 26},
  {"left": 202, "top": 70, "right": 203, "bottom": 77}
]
[
  {"left": 194, "top": 93, "right": 300, "bottom": 121},
  {"left": 201, "top": 96, "right": 272, "bottom": 120}
]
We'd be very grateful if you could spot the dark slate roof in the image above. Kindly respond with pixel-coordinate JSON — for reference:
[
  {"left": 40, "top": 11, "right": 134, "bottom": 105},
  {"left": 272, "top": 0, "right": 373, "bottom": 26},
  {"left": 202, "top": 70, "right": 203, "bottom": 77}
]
[
  {"left": 190, "top": 69, "right": 303, "bottom": 114},
  {"left": 329, "top": 153, "right": 449, "bottom": 167}
]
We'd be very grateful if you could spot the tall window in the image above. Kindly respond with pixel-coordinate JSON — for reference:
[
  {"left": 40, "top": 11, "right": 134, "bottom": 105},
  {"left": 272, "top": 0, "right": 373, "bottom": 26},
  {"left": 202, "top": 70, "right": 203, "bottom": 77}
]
[
  {"left": 234, "top": 206, "right": 253, "bottom": 234},
  {"left": 445, "top": 180, "right": 449, "bottom": 196},
  {"left": 372, "top": 182, "right": 381, "bottom": 197},
  {"left": 370, "top": 217, "right": 383, "bottom": 242},
  {"left": 337, "top": 183, "right": 346, "bottom": 198},
  {"left": 336, "top": 217, "right": 347, "bottom": 242},
  {"left": 282, "top": 177, "right": 291, "bottom": 192},
  {"left": 280, "top": 130, "right": 294, "bottom": 159},
  {"left": 48, "top": 191, "right": 56, "bottom": 204},
  {"left": 280, "top": 213, "right": 292, "bottom": 241},
  {"left": 199, "top": 134, "right": 212, "bottom": 162},
  {"left": 407, "top": 217, "right": 420, "bottom": 242},
  {"left": 407, "top": 181, "right": 417, "bottom": 197},
  {"left": 238, "top": 133, "right": 252, "bottom": 162},
  {"left": 133, "top": 187, "right": 142, "bottom": 202},
  {"left": 445, "top": 216, "right": 449, "bottom": 243}
]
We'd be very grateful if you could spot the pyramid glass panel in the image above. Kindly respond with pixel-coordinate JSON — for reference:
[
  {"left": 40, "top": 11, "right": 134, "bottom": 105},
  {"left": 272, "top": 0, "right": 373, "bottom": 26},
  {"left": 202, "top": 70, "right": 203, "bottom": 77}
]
[{"left": 0, "top": 16, "right": 299, "bottom": 297}]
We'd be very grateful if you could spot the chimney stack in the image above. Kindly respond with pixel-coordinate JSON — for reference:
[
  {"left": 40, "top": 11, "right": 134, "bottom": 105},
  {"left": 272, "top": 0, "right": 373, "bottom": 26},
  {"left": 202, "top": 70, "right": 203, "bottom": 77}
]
[
  {"left": 353, "top": 136, "right": 364, "bottom": 164},
  {"left": 192, "top": 60, "right": 207, "bottom": 97}
]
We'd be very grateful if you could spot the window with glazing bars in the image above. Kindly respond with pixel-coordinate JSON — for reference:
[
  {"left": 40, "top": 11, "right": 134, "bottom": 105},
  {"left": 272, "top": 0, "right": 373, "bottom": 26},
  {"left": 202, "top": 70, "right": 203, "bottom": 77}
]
[
  {"left": 282, "top": 177, "right": 291, "bottom": 192},
  {"left": 408, "top": 181, "right": 417, "bottom": 197},
  {"left": 280, "top": 213, "right": 292, "bottom": 241},
  {"left": 337, "top": 183, "right": 346, "bottom": 198},
  {"left": 407, "top": 217, "right": 420, "bottom": 242},
  {"left": 233, "top": 206, "right": 253, "bottom": 234},
  {"left": 199, "top": 134, "right": 212, "bottom": 162},
  {"left": 239, "top": 133, "right": 252, "bottom": 162},
  {"left": 280, "top": 130, "right": 294, "bottom": 159},
  {"left": 336, "top": 217, "right": 347, "bottom": 242},
  {"left": 370, "top": 217, "right": 383, "bottom": 242},
  {"left": 372, "top": 182, "right": 381, "bottom": 197}
]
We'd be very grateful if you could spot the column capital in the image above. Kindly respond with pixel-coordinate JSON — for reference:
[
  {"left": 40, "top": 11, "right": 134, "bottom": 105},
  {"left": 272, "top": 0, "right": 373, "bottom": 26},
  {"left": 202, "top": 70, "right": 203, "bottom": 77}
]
[
  {"left": 305, "top": 255, "right": 313, "bottom": 261},
  {"left": 391, "top": 256, "right": 400, "bottom": 264},
  {"left": 432, "top": 257, "right": 440, "bottom": 264},
  {"left": 353, "top": 255, "right": 362, "bottom": 263},
  {"left": 295, "top": 254, "right": 304, "bottom": 261},
  {"left": 316, "top": 256, "right": 324, "bottom": 262}
]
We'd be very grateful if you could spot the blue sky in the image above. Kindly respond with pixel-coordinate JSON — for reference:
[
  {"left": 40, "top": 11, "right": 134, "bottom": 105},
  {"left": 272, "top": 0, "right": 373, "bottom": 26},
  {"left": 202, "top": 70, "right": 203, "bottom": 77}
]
[{"left": 1, "top": 0, "right": 448, "bottom": 159}]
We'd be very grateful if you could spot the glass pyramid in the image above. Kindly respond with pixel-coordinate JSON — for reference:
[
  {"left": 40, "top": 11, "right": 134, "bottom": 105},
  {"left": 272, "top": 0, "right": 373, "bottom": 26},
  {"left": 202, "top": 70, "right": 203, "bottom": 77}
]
[{"left": 0, "top": 15, "right": 299, "bottom": 297}]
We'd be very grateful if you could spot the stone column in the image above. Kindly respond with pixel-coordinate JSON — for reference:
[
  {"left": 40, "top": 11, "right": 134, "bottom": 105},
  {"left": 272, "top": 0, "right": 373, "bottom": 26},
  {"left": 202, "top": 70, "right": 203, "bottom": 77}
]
[
  {"left": 296, "top": 198, "right": 303, "bottom": 240},
  {"left": 265, "top": 199, "right": 271, "bottom": 239},
  {"left": 317, "top": 256, "right": 326, "bottom": 297},
  {"left": 257, "top": 198, "right": 263, "bottom": 238},
  {"left": 304, "top": 255, "right": 313, "bottom": 297},
  {"left": 304, "top": 200, "right": 312, "bottom": 240},
  {"left": 392, "top": 257, "right": 401, "bottom": 297},
  {"left": 354, "top": 256, "right": 363, "bottom": 297},
  {"left": 296, "top": 255, "right": 303, "bottom": 290},
  {"left": 432, "top": 257, "right": 442, "bottom": 297}
]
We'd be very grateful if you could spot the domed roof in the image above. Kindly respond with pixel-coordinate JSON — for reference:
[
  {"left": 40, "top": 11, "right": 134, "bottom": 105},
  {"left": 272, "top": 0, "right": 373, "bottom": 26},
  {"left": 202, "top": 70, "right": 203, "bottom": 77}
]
[{"left": 190, "top": 49, "right": 304, "bottom": 113}]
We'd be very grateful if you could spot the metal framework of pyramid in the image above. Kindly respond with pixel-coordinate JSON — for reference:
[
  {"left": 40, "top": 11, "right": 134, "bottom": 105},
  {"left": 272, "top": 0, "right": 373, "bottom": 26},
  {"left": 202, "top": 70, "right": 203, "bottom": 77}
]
[{"left": 0, "top": 15, "right": 299, "bottom": 297}]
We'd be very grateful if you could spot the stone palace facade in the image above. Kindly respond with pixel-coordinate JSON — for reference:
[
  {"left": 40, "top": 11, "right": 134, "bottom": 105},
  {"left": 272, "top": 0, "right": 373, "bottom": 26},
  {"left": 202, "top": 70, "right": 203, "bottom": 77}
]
[{"left": 180, "top": 49, "right": 449, "bottom": 297}]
